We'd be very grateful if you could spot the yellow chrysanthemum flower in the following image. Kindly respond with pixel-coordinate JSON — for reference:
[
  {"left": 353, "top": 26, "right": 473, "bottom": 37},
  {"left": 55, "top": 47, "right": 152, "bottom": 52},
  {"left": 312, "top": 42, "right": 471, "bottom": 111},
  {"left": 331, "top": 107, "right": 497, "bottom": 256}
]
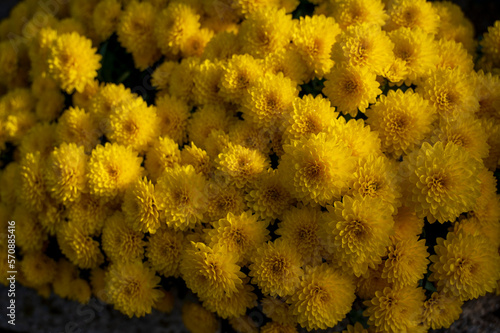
[
  {"left": 35, "top": 89, "right": 64, "bottom": 122},
  {"left": 154, "top": 2, "right": 200, "bottom": 56},
  {"left": 20, "top": 252, "right": 57, "bottom": 286},
  {"left": 238, "top": 7, "right": 293, "bottom": 59},
  {"left": 388, "top": 27, "right": 438, "bottom": 85},
  {"left": 146, "top": 226, "right": 184, "bottom": 278},
  {"left": 202, "top": 279, "right": 258, "bottom": 319},
  {"left": 392, "top": 205, "right": 424, "bottom": 241},
  {"left": 168, "top": 57, "right": 200, "bottom": 104},
  {"left": 366, "top": 88, "right": 436, "bottom": 157},
  {"left": 106, "top": 260, "right": 162, "bottom": 318},
  {"left": 205, "top": 181, "right": 247, "bottom": 222},
  {"left": 416, "top": 67, "right": 479, "bottom": 118},
  {"left": 187, "top": 104, "right": 233, "bottom": 150},
  {"left": 292, "top": 14, "right": 340, "bottom": 78},
  {"left": 276, "top": 206, "right": 324, "bottom": 266},
  {"left": 156, "top": 165, "right": 208, "bottom": 230},
  {"left": 248, "top": 238, "right": 303, "bottom": 297},
  {"left": 433, "top": 1, "right": 476, "bottom": 54},
  {"left": 401, "top": 141, "right": 482, "bottom": 223},
  {"left": 228, "top": 120, "right": 270, "bottom": 154},
  {"left": 144, "top": 136, "right": 181, "bottom": 183},
  {"left": 12, "top": 206, "right": 47, "bottom": 253},
  {"left": 151, "top": 61, "right": 176, "bottom": 93},
  {"left": 57, "top": 221, "right": 104, "bottom": 269},
  {"left": 323, "top": 64, "right": 381, "bottom": 117},
  {"left": 332, "top": 23, "right": 394, "bottom": 76},
  {"left": 156, "top": 94, "right": 190, "bottom": 146},
  {"left": 181, "top": 28, "right": 214, "bottom": 58},
  {"left": 480, "top": 20, "right": 500, "bottom": 69},
  {"left": 180, "top": 242, "right": 245, "bottom": 300},
  {"left": 182, "top": 302, "right": 219, "bottom": 333},
  {"left": 327, "top": 0, "right": 388, "bottom": 30},
  {"left": 356, "top": 263, "right": 393, "bottom": 300},
  {"left": 205, "top": 211, "right": 270, "bottom": 264},
  {"left": 88, "top": 143, "right": 144, "bottom": 201},
  {"left": 181, "top": 142, "right": 211, "bottom": 177},
  {"left": 329, "top": 117, "right": 382, "bottom": 160},
  {"left": 202, "top": 31, "right": 240, "bottom": 61},
  {"left": 283, "top": 94, "right": 338, "bottom": 143},
  {"left": 289, "top": 263, "right": 356, "bottom": 331},
  {"left": 193, "top": 60, "right": 224, "bottom": 106},
  {"left": 19, "top": 122, "right": 56, "bottom": 158},
  {"left": 475, "top": 70, "right": 500, "bottom": 121},
  {"left": 261, "top": 296, "right": 295, "bottom": 326},
  {"left": 216, "top": 143, "right": 269, "bottom": 189},
  {"left": 385, "top": 0, "right": 439, "bottom": 34},
  {"left": 220, "top": 54, "right": 264, "bottom": 103},
  {"left": 44, "top": 143, "right": 87, "bottom": 205},
  {"left": 429, "top": 230, "right": 500, "bottom": 301},
  {"left": 382, "top": 236, "right": 429, "bottom": 289},
  {"left": 102, "top": 211, "right": 145, "bottom": 263},
  {"left": 19, "top": 151, "right": 47, "bottom": 213},
  {"left": 264, "top": 48, "right": 309, "bottom": 85},
  {"left": 92, "top": 0, "right": 121, "bottom": 40},
  {"left": 66, "top": 193, "right": 110, "bottom": 236},
  {"left": 56, "top": 106, "right": 100, "bottom": 154},
  {"left": 363, "top": 286, "right": 426, "bottom": 333},
  {"left": 122, "top": 177, "right": 160, "bottom": 234},
  {"left": 436, "top": 39, "right": 474, "bottom": 73},
  {"left": 117, "top": 0, "right": 161, "bottom": 70},
  {"left": 422, "top": 292, "right": 463, "bottom": 330},
  {"left": 279, "top": 133, "right": 356, "bottom": 205},
  {"left": 322, "top": 194, "right": 394, "bottom": 277},
  {"left": 47, "top": 32, "right": 101, "bottom": 93}
]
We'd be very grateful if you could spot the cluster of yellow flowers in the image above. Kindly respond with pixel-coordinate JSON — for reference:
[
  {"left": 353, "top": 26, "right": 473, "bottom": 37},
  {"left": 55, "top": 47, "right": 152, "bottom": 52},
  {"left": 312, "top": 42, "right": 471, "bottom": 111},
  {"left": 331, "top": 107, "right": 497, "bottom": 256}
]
[{"left": 0, "top": 0, "right": 500, "bottom": 332}]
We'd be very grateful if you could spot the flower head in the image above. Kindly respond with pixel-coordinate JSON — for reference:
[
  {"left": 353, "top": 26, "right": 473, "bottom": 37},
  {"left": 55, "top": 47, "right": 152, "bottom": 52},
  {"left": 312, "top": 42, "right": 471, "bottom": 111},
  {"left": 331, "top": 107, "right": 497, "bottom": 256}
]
[
  {"left": 56, "top": 106, "right": 100, "bottom": 154},
  {"left": 385, "top": 0, "right": 439, "bottom": 34},
  {"left": 146, "top": 227, "right": 184, "bottom": 278},
  {"left": 422, "top": 292, "right": 463, "bottom": 330},
  {"left": 220, "top": 54, "right": 264, "bottom": 103},
  {"left": 122, "top": 177, "right": 160, "bottom": 234},
  {"left": 144, "top": 136, "right": 181, "bottom": 183},
  {"left": 57, "top": 221, "right": 104, "bottom": 269},
  {"left": 328, "top": 0, "right": 388, "bottom": 29},
  {"left": 102, "top": 212, "right": 145, "bottom": 263},
  {"left": 202, "top": 279, "right": 258, "bottom": 319}
]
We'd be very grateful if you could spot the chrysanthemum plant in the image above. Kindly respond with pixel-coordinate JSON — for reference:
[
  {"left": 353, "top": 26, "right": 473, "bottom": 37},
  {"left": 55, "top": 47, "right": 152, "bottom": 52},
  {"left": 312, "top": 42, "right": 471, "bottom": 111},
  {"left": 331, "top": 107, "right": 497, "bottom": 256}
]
[{"left": 0, "top": 0, "right": 499, "bottom": 332}]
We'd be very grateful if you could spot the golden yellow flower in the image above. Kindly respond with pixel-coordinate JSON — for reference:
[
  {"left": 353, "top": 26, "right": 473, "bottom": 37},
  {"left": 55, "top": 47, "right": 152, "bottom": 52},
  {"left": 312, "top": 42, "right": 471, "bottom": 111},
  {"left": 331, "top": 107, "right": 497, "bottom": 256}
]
[
  {"left": 155, "top": 93, "right": 189, "bottom": 145},
  {"left": 92, "top": 0, "right": 121, "bottom": 40},
  {"left": 205, "top": 181, "right": 247, "bottom": 222},
  {"left": 422, "top": 292, "right": 463, "bottom": 330},
  {"left": 228, "top": 120, "right": 270, "bottom": 154},
  {"left": 181, "top": 28, "right": 214, "bottom": 58},
  {"left": 19, "top": 122, "right": 56, "bottom": 159},
  {"left": 19, "top": 151, "right": 46, "bottom": 213},
  {"left": 289, "top": 263, "right": 356, "bottom": 331},
  {"left": 327, "top": 0, "right": 388, "bottom": 30},
  {"left": 102, "top": 212, "right": 145, "bottom": 263},
  {"left": 436, "top": 39, "right": 474, "bottom": 73},
  {"left": 264, "top": 48, "right": 309, "bottom": 85},
  {"left": 261, "top": 296, "right": 295, "bottom": 325},
  {"left": 330, "top": 117, "right": 382, "bottom": 160},
  {"left": 47, "top": 32, "right": 101, "bottom": 93},
  {"left": 392, "top": 205, "right": 424, "bottom": 241},
  {"left": 220, "top": 54, "right": 264, "bottom": 103},
  {"left": 144, "top": 136, "right": 181, "bottom": 183},
  {"left": 480, "top": 20, "right": 500, "bottom": 69},
  {"left": 192, "top": 60, "right": 224, "bottom": 106},
  {"left": 57, "top": 221, "right": 104, "bottom": 269},
  {"left": 146, "top": 226, "right": 184, "bottom": 278},
  {"left": 66, "top": 193, "right": 110, "bottom": 236},
  {"left": 385, "top": 0, "right": 439, "bottom": 34},
  {"left": 122, "top": 177, "right": 161, "bottom": 234},
  {"left": 475, "top": 70, "right": 500, "bottom": 121},
  {"left": 202, "top": 31, "right": 240, "bottom": 61},
  {"left": 187, "top": 104, "right": 233, "bottom": 150},
  {"left": 248, "top": 238, "right": 303, "bottom": 297},
  {"left": 35, "top": 89, "right": 64, "bottom": 122},
  {"left": 168, "top": 57, "right": 200, "bottom": 104},
  {"left": 56, "top": 106, "right": 100, "bottom": 154},
  {"left": 356, "top": 263, "right": 393, "bottom": 300},
  {"left": 202, "top": 279, "right": 258, "bottom": 319},
  {"left": 106, "top": 260, "right": 162, "bottom": 318}
]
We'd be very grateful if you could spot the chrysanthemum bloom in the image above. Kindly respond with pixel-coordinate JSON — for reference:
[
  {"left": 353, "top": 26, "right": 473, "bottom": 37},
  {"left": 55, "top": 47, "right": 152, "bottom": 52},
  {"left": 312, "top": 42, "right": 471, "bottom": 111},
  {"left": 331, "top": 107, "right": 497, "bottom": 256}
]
[
  {"left": 181, "top": 142, "right": 211, "bottom": 177},
  {"left": 180, "top": 242, "right": 245, "bottom": 300},
  {"left": 20, "top": 252, "right": 57, "bottom": 286},
  {"left": 263, "top": 48, "right": 309, "bottom": 85},
  {"left": 245, "top": 169, "right": 293, "bottom": 222},
  {"left": 216, "top": 143, "right": 269, "bottom": 189},
  {"left": 168, "top": 57, "right": 200, "bottom": 104},
  {"left": 155, "top": 94, "right": 190, "bottom": 146},
  {"left": 156, "top": 165, "right": 208, "bottom": 231},
  {"left": 19, "top": 151, "right": 47, "bottom": 213},
  {"left": 56, "top": 106, "right": 100, "bottom": 154},
  {"left": 47, "top": 32, "right": 101, "bottom": 93},
  {"left": 388, "top": 27, "right": 438, "bottom": 85},
  {"left": 44, "top": 143, "right": 87, "bottom": 205},
  {"left": 238, "top": 7, "right": 293, "bottom": 58},
  {"left": 18, "top": 123, "right": 56, "bottom": 160},
  {"left": 327, "top": 0, "right": 388, "bottom": 29},
  {"left": 436, "top": 39, "right": 474, "bottom": 73},
  {"left": 154, "top": 2, "right": 200, "bottom": 56},
  {"left": 205, "top": 181, "right": 246, "bottom": 222},
  {"left": 122, "top": 177, "right": 160, "bottom": 234},
  {"left": 322, "top": 194, "right": 394, "bottom": 277},
  {"left": 323, "top": 64, "right": 381, "bottom": 117},
  {"left": 102, "top": 212, "right": 145, "bottom": 264},
  {"left": 106, "top": 99, "right": 159, "bottom": 153},
  {"left": 475, "top": 70, "right": 500, "bottom": 121},
  {"left": 355, "top": 263, "right": 393, "bottom": 300},
  {"left": 106, "top": 260, "right": 162, "bottom": 318},
  {"left": 416, "top": 67, "right": 479, "bottom": 118},
  {"left": 248, "top": 238, "right": 303, "bottom": 297},
  {"left": 392, "top": 205, "right": 424, "bottom": 241},
  {"left": 366, "top": 89, "right": 436, "bottom": 157},
  {"left": 0, "top": 40, "right": 27, "bottom": 88},
  {"left": 363, "top": 286, "right": 426, "bottom": 333},
  {"left": 205, "top": 211, "right": 270, "bottom": 264},
  {"left": 276, "top": 206, "right": 324, "bottom": 266},
  {"left": 432, "top": 1, "right": 476, "bottom": 52},
  {"left": 202, "top": 279, "right": 258, "bottom": 319},
  {"left": 38, "top": 199, "right": 66, "bottom": 237},
  {"left": 220, "top": 54, "right": 264, "bottom": 103},
  {"left": 400, "top": 141, "right": 482, "bottom": 223},
  {"left": 88, "top": 143, "right": 144, "bottom": 201},
  {"left": 151, "top": 61, "right": 176, "bottom": 93},
  {"left": 144, "top": 137, "right": 181, "bottom": 183},
  {"left": 117, "top": 0, "right": 161, "bottom": 70},
  {"left": 187, "top": 104, "right": 233, "bottom": 150},
  {"left": 349, "top": 154, "right": 401, "bottom": 212},
  {"left": 202, "top": 31, "right": 240, "bottom": 62},
  {"left": 228, "top": 121, "right": 270, "bottom": 154},
  {"left": 193, "top": 60, "right": 225, "bottom": 106},
  {"left": 422, "top": 292, "right": 463, "bottom": 330},
  {"left": 332, "top": 23, "right": 394, "bottom": 76},
  {"left": 35, "top": 89, "right": 65, "bottom": 122},
  {"left": 430, "top": 115, "right": 489, "bottom": 160},
  {"left": 288, "top": 263, "right": 356, "bottom": 331},
  {"left": 57, "top": 221, "right": 104, "bottom": 269},
  {"left": 480, "top": 20, "right": 500, "bottom": 68},
  {"left": 292, "top": 14, "right": 340, "bottom": 78},
  {"left": 92, "top": 0, "right": 121, "bottom": 40},
  {"left": 180, "top": 28, "right": 214, "bottom": 58},
  {"left": 429, "top": 230, "right": 500, "bottom": 301},
  {"left": 279, "top": 133, "right": 356, "bottom": 205},
  {"left": 385, "top": 0, "right": 439, "bottom": 34},
  {"left": 283, "top": 94, "right": 338, "bottom": 143},
  {"left": 382, "top": 236, "right": 429, "bottom": 288},
  {"left": 242, "top": 72, "right": 298, "bottom": 129},
  {"left": 146, "top": 226, "right": 184, "bottom": 278},
  {"left": 261, "top": 296, "right": 295, "bottom": 325},
  {"left": 329, "top": 117, "right": 382, "bottom": 160},
  {"left": 13, "top": 207, "right": 47, "bottom": 253},
  {"left": 182, "top": 302, "right": 219, "bottom": 333},
  {"left": 66, "top": 193, "right": 110, "bottom": 236}
]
